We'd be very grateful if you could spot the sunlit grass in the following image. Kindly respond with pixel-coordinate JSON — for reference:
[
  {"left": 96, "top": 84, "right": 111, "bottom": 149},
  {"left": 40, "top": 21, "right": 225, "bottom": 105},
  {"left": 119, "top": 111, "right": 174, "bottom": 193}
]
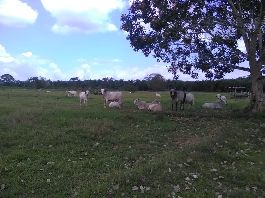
[{"left": 0, "top": 88, "right": 264, "bottom": 197}]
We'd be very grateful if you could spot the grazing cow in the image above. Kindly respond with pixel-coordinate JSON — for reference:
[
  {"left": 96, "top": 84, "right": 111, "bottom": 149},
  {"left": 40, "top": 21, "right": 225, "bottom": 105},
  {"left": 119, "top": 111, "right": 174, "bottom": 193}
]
[
  {"left": 101, "top": 89, "right": 123, "bottom": 108},
  {"left": 170, "top": 89, "right": 187, "bottom": 111},
  {"left": 66, "top": 90, "right": 78, "bottom": 97},
  {"left": 185, "top": 93, "right": 195, "bottom": 107},
  {"left": 79, "top": 90, "right": 90, "bottom": 106}
]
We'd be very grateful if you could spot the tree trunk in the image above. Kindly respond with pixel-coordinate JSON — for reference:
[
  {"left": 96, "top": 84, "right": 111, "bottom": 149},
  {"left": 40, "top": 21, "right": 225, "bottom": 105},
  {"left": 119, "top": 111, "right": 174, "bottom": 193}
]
[
  {"left": 250, "top": 76, "right": 265, "bottom": 112},
  {"left": 248, "top": 40, "right": 265, "bottom": 112}
]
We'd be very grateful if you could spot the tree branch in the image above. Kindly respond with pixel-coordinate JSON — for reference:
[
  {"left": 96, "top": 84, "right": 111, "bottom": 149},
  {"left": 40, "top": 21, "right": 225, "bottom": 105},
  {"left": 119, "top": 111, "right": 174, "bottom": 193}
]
[
  {"left": 227, "top": 0, "right": 250, "bottom": 52},
  {"left": 255, "top": 1, "right": 265, "bottom": 32},
  {"left": 233, "top": 65, "right": 250, "bottom": 72},
  {"left": 216, "top": 58, "right": 250, "bottom": 72},
  {"left": 255, "top": 2, "right": 265, "bottom": 55},
  {"left": 255, "top": 3, "right": 265, "bottom": 69}
]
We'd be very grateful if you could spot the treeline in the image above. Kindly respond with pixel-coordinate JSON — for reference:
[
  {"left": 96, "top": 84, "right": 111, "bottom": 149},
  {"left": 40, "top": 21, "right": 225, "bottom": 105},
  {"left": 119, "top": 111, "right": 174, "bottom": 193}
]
[{"left": 0, "top": 73, "right": 251, "bottom": 93}]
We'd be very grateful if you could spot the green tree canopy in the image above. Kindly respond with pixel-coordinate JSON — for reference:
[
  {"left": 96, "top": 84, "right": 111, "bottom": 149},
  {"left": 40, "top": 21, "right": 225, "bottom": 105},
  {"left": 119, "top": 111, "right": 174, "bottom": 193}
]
[
  {"left": 27, "top": 76, "right": 49, "bottom": 89},
  {"left": 144, "top": 73, "right": 166, "bottom": 91},
  {"left": 69, "top": 77, "right": 80, "bottom": 81},
  {"left": 0, "top": 74, "right": 15, "bottom": 85},
  {"left": 121, "top": 0, "right": 265, "bottom": 112}
]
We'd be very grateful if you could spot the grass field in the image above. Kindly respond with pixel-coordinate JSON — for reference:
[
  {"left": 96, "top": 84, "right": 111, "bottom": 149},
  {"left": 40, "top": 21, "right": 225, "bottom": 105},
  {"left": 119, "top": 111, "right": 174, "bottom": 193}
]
[{"left": 0, "top": 88, "right": 264, "bottom": 197}]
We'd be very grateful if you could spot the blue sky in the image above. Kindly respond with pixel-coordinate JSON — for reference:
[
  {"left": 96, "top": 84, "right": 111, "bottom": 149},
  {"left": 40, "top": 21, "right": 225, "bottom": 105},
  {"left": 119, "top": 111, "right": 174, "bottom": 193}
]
[{"left": 0, "top": 0, "right": 249, "bottom": 81}]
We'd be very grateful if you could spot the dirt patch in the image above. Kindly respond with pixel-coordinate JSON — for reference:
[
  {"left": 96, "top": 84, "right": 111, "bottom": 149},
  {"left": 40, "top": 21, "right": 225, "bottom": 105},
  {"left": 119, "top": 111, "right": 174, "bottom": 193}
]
[{"left": 173, "top": 135, "right": 215, "bottom": 148}]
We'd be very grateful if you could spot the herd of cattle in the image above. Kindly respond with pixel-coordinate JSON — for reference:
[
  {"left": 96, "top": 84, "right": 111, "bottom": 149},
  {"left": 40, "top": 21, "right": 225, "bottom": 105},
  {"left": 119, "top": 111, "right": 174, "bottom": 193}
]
[{"left": 65, "top": 89, "right": 228, "bottom": 112}]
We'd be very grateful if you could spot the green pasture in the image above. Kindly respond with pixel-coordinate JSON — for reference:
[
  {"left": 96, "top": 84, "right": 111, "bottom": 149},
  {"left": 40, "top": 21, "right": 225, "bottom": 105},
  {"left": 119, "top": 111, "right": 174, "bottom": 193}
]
[{"left": 0, "top": 88, "right": 264, "bottom": 197}]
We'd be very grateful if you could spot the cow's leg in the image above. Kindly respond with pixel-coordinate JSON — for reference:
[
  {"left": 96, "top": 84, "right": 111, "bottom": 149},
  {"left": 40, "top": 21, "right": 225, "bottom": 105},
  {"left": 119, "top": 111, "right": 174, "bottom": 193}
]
[
  {"left": 118, "top": 99, "right": 122, "bottom": 107},
  {"left": 104, "top": 99, "right": 107, "bottom": 108}
]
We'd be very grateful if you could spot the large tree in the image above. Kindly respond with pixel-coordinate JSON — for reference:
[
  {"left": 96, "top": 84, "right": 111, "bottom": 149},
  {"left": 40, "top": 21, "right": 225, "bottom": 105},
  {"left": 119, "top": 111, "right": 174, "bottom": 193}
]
[
  {"left": 121, "top": 0, "right": 265, "bottom": 112},
  {"left": 0, "top": 74, "right": 15, "bottom": 85},
  {"left": 144, "top": 73, "right": 167, "bottom": 91},
  {"left": 27, "top": 76, "right": 49, "bottom": 89}
]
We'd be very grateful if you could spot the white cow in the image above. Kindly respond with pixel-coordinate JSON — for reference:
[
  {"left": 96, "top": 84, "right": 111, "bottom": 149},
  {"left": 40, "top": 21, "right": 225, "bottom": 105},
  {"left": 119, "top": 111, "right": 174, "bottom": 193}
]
[
  {"left": 79, "top": 90, "right": 90, "bottom": 106},
  {"left": 202, "top": 100, "right": 226, "bottom": 109},
  {"left": 185, "top": 93, "right": 195, "bottom": 106},
  {"left": 101, "top": 89, "right": 123, "bottom": 108},
  {"left": 66, "top": 90, "right": 78, "bottom": 97},
  {"left": 134, "top": 98, "right": 148, "bottom": 110},
  {"left": 134, "top": 98, "right": 160, "bottom": 110},
  {"left": 148, "top": 103, "right": 162, "bottom": 112},
  {"left": 109, "top": 101, "right": 121, "bottom": 109},
  {"left": 216, "top": 94, "right": 227, "bottom": 104},
  {"left": 155, "top": 92, "right": 161, "bottom": 97}
]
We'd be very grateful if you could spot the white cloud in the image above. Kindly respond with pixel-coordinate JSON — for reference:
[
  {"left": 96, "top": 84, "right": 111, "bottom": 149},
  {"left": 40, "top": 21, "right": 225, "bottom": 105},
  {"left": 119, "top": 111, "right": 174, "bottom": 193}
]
[
  {"left": 0, "top": 0, "right": 38, "bottom": 27},
  {"left": 70, "top": 57, "right": 250, "bottom": 81},
  {"left": 0, "top": 43, "right": 250, "bottom": 82},
  {"left": 0, "top": 44, "right": 15, "bottom": 63},
  {"left": 114, "top": 64, "right": 175, "bottom": 80},
  {"left": 21, "top": 51, "right": 33, "bottom": 58},
  {"left": 224, "top": 70, "right": 249, "bottom": 79},
  {"left": 106, "top": 23, "right": 118, "bottom": 31},
  {"left": 46, "top": 63, "right": 66, "bottom": 80},
  {"left": 224, "top": 61, "right": 249, "bottom": 79},
  {"left": 51, "top": 24, "right": 77, "bottom": 35},
  {"left": 74, "top": 59, "right": 251, "bottom": 81},
  {"left": 70, "top": 58, "right": 191, "bottom": 80},
  {"left": 73, "top": 63, "right": 92, "bottom": 80},
  {"left": 112, "top": 58, "right": 122, "bottom": 63},
  {"left": 40, "top": 0, "right": 126, "bottom": 34},
  {"left": 0, "top": 44, "right": 67, "bottom": 80}
]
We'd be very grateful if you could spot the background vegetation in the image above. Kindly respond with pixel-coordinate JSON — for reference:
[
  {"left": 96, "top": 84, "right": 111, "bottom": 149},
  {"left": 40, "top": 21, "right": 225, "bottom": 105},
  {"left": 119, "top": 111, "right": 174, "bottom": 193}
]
[{"left": 0, "top": 73, "right": 253, "bottom": 93}]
